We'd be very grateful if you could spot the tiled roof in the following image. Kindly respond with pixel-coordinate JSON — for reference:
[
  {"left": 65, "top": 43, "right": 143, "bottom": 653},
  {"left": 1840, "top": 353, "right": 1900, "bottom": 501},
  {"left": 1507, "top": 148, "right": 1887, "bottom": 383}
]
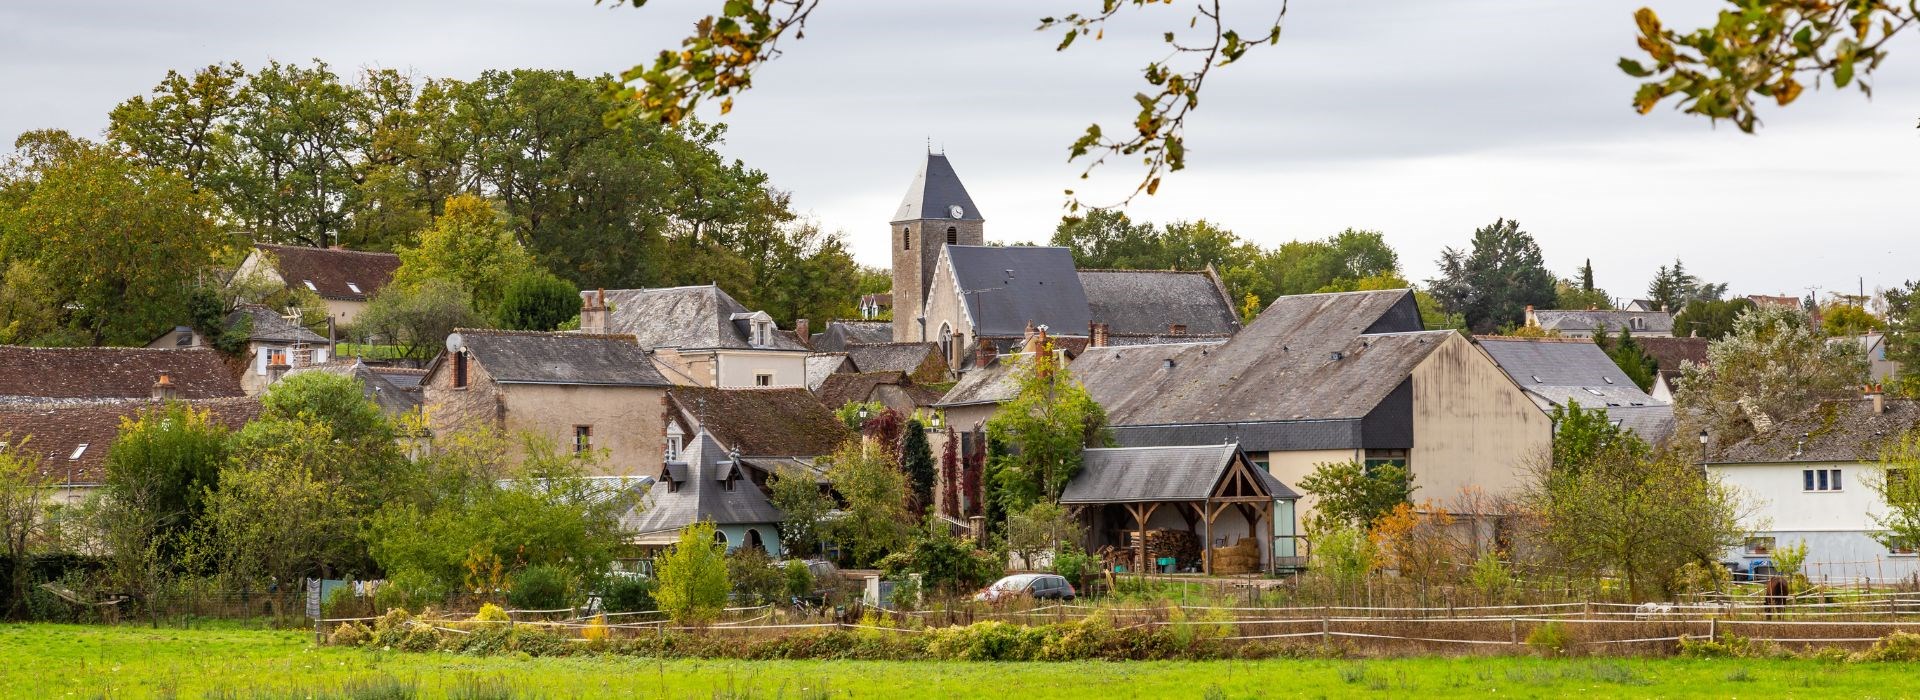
[
  {"left": 1081, "top": 290, "right": 1444, "bottom": 426},
  {"left": 592, "top": 286, "right": 808, "bottom": 352},
  {"left": 227, "top": 305, "right": 327, "bottom": 344},
  {"left": 1532, "top": 309, "right": 1675, "bottom": 335},
  {"left": 943, "top": 246, "right": 1091, "bottom": 338},
  {"left": 623, "top": 432, "right": 783, "bottom": 535},
  {"left": 446, "top": 330, "right": 671, "bottom": 387},
  {"left": 810, "top": 321, "right": 893, "bottom": 352},
  {"left": 254, "top": 244, "right": 398, "bottom": 302},
  {"left": 1712, "top": 398, "right": 1920, "bottom": 464},
  {"left": 815, "top": 371, "right": 926, "bottom": 412},
  {"left": 845, "top": 342, "right": 945, "bottom": 381},
  {"left": 1078, "top": 269, "right": 1239, "bottom": 337},
  {"left": 0, "top": 398, "right": 262, "bottom": 485},
  {"left": 892, "top": 153, "right": 983, "bottom": 222},
  {"left": 670, "top": 386, "right": 851, "bottom": 458},
  {"left": 1060, "top": 444, "right": 1297, "bottom": 504},
  {"left": 1638, "top": 336, "right": 1709, "bottom": 372},
  {"left": 285, "top": 359, "right": 421, "bottom": 416},
  {"left": 0, "top": 346, "right": 243, "bottom": 401}
]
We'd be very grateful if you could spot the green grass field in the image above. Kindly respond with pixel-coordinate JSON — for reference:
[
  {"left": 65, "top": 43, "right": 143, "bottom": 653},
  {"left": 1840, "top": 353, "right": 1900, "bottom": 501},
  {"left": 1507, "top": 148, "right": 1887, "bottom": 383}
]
[{"left": 7, "top": 623, "right": 1920, "bottom": 699}]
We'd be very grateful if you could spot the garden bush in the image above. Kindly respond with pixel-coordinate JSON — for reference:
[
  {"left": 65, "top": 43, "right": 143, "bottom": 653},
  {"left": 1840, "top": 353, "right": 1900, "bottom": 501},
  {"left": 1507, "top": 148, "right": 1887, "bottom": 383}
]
[
  {"left": 599, "top": 574, "right": 655, "bottom": 613},
  {"left": 1678, "top": 632, "right": 1783, "bottom": 659},
  {"left": 1525, "top": 621, "right": 1570, "bottom": 657},
  {"left": 506, "top": 565, "right": 572, "bottom": 611},
  {"left": 1853, "top": 631, "right": 1920, "bottom": 662}
]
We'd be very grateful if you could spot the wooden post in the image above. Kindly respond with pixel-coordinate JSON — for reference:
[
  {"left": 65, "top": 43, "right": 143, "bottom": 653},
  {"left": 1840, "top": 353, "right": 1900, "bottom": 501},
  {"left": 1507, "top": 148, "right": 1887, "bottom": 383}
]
[
  {"left": 1265, "top": 499, "right": 1276, "bottom": 575},
  {"left": 1509, "top": 617, "right": 1518, "bottom": 646},
  {"left": 1203, "top": 498, "right": 1213, "bottom": 575}
]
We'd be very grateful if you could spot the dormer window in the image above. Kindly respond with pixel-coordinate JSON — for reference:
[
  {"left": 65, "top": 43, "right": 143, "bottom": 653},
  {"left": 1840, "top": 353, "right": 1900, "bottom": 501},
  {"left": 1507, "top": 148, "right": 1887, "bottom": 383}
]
[
  {"left": 752, "top": 320, "right": 771, "bottom": 347},
  {"left": 1630, "top": 317, "right": 1645, "bottom": 331},
  {"left": 666, "top": 434, "right": 682, "bottom": 460}
]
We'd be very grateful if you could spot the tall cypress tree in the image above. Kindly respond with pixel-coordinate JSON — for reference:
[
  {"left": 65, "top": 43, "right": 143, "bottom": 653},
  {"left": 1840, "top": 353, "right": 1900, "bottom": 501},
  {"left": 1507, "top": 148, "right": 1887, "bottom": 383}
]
[
  {"left": 1606, "top": 327, "right": 1658, "bottom": 391},
  {"left": 900, "top": 418, "right": 936, "bottom": 517}
]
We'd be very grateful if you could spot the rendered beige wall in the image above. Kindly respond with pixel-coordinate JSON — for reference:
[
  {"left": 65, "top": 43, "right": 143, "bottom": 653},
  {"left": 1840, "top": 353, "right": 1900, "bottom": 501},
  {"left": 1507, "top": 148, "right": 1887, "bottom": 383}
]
[
  {"left": 1252, "top": 448, "right": 1363, "bottom": 528},
  {"left": 1408, "top": 335, "right": 1553, "bottom": 510},
  {"left": 500, "top": 384, "right": 668, "bottom": 478},
  {"left": 919, "top": 251, "right": 977, "bottom": 352},
  {"left": 714, "top": 351, "right": 808, "bottom": 388}
]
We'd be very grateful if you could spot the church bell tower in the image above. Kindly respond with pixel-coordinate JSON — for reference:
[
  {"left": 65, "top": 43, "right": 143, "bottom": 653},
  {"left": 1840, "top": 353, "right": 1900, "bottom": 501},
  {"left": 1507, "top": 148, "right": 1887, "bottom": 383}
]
[{"left": 891, "top": 152, "right": 985, "bottom": 342}]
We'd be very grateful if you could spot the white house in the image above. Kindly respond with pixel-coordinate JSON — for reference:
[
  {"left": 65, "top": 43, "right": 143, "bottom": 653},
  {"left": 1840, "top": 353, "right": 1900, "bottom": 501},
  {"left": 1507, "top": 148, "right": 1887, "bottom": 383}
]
[{"left": 1706, "top": 393, "right": 1920, "bottom": 582}]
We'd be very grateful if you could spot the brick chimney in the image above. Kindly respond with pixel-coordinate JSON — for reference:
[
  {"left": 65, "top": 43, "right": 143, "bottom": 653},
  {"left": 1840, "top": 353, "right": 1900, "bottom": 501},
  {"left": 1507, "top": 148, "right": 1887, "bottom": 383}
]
[
  {"left": 1168, "top": 323, "right": 1187, "bottom": 337},
  {"left": 974, "top": 338, "right": 997, "bottom": 368},
  {"left": 794, "top": 318, "right": 810, "bottom": 347},
  {"left": 1089, "top": 322, "right": 1110, "bottom": 348},
  {"left": 150, "top": 372, "right": 178, "bottom": 402},
  {"left": 581, "top": 289, "right": 608, "bottom": 334},
  {"left": 1866, "top": 384, "right": 1885, "bottom": 415}
]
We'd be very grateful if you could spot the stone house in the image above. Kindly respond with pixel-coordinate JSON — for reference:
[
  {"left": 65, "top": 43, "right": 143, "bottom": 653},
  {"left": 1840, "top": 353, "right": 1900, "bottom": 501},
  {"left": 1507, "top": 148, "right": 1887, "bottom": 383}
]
[
  {"left": 581, "top": 286, "right": 810, "bottom": 388},
  {"left": 0, "top": 395, "right": 261, "bottom": 506},
  {"left": 1707, "top": 393, "right": 1920, "bottom": 581},
  {"left": 421, "top": 330, "right": 673, "bottom": 478},
  {"left": 232, "top": 244, "right": 400, "bottom": 326}
]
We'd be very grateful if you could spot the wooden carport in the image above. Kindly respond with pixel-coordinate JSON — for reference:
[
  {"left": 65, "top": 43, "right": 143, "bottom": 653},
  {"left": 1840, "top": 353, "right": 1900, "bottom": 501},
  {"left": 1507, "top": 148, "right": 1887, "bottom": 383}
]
[{"left": 1061, "top": 443, "right": 1299, "bottom": 575}]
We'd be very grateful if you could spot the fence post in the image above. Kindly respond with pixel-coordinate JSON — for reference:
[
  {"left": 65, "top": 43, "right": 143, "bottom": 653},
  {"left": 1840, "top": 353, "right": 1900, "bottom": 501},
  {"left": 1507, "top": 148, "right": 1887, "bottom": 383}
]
[
  {"left": 315, "top": 616, "right": 324, "bottom": 645},
  {"left": 1708, "top": 615, "right": 1716, "bottom": 640},
  {"left": 1321, "top": 609, "right": 1330, "bottom": 645},
  {"left": 1509, "top": 617, "right": 1518, "bottom": 646}
]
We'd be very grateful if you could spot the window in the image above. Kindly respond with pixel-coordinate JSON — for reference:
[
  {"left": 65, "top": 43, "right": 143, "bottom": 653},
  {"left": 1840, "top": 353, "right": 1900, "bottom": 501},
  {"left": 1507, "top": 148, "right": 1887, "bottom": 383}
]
[
  {"left": 666, "top": 435, "right": 682, "bottom": 461},
  {"left": 452, "top": 352, "right": 468, "bottom": 388},
  {"left": 938, "top": 323, "right": 953, "bottom": 366},
  {"left": 68, "top": 443, "right": 88, "bottom": 460},
  {"left": 754, "top": 373, "right": 773, "bottom": 387},
  {"left": 302, "top": 280, "right": 317, "bottom": 291},
  {"left": 713, "top": 530, "right": 729, "bottom": 547},
  {"left": 1745, "top": 536, "right": 1775, "bottom": 556},
  {"left": 903, "top": 227, "right": 911, "bottom": 250},
  {"left": 346, "top": 282, "right": 362, "bottom": 295},
  {"left": 1803, "top": 468, "right": 1843, "bottom": 492},
  {"left": 1253, "top": 458, "right": 1271, "bottom": 473},
  {"left": 1365, "top": 449, "right": 1408, "bottom": 473},
  {"left": 574, "top": 425, "right": 592, "bottom": 454},
  {"left": 946, "top": 226, "right": 958, "bottom": 245},
  {"left": 1631, "top": 317, "right": 1645, "bottom": 330},
  {"left": 1890, "top": 536, "right": 1918, "bottom": 556}
]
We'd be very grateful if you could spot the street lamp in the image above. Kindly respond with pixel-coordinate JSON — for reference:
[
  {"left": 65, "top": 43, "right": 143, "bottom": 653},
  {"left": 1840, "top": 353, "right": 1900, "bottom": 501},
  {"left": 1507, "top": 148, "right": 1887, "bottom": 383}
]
[
  {"left": 858, "top": 406, "right": 870, "bottom": 421},
  {"left": 930, "top": 412, "right": 944, "bottom": 430}
]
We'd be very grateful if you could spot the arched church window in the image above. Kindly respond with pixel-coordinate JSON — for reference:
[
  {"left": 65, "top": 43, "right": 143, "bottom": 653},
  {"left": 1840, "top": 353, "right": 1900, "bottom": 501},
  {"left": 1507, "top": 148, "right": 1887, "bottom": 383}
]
[
  {"left": 946, "top": 227, "right": 958, "bottom": 245},
  {"left": 938, "top": 323, "right": 953, "bottom": 365}
]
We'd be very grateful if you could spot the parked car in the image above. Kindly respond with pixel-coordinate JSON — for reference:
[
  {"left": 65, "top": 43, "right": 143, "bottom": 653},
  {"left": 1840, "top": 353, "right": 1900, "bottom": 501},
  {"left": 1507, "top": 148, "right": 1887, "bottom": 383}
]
[{"left": 974, "top": 573, "right": 1075, "bottom": 602}]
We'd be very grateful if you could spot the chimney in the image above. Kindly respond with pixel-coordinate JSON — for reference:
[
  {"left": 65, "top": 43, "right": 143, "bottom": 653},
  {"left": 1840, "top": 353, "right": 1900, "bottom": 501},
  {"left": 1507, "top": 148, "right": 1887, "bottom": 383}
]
[
  {"left": 795, "top": 318, "right": 810, "bottom": 347},
  {"left": 1168, "top": 323, "right": 1187, "bottom": 336},
  {"left": 150, "top": 372, "right": 178, "bottom": 402},
  {"left": 1524, "top": 305, "right": 1538, "bottom": 328},
  {"left": 581, "top": 289, "right": 608, "bottom": 334},
  {"left": 1867, "top": 384, "right": 1885, "bottom": 415},
  {"left": 1089, "top": 322, "right": 1109, "bottom": 348},
  {"left": 975, "top": 338, "right": 997, "bottom": 368}
]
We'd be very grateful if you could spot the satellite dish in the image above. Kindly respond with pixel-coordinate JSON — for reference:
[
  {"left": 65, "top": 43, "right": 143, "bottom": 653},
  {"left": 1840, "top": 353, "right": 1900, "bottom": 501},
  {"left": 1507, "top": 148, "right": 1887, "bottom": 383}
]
[{"left": 445, "top": 332, "right": 464, "bottom": 354}]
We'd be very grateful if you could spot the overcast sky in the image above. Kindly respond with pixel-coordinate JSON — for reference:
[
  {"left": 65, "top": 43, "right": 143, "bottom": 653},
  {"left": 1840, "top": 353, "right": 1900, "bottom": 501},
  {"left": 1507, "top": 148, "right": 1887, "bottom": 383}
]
[{"left": 3, "top": 1, "right": 1915, "bottom": 302}]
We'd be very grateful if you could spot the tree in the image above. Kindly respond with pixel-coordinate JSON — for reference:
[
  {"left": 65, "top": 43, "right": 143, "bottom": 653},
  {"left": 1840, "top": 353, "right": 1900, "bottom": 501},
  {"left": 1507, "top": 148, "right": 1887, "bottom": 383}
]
[
  {"left": 1427, "top": 219, "right": 1557, "bottom": 334},
  {"left": 0, "top": 441, "right": 54, "bottom": 618},
  {"left": 604, "top": 0, "right": 1290, "bottom": 206},
  {"left": 1679, "top": 303, "right": 1867, "bottom": 447},
  {"left": 985, "top": 345, "right": 1111, "bottom": 514},
  {"left": 1885, "top": 281, "right": 1920, "bottom": 397},
  {"left": 939, "top": 425, "right": 961, "bottom": 518},
  {"left": 1528, "top": 422, "right": 1745, "bottom": 601},
  {"left": 878, "top": 515, "right": 1003, "bottom": 595},
  {"left": 97, "top": 403, "right": 232, "bottom": 583},
  {"left": 1624, "top": 2, "right": 1918, "bottom": 133},
  {"left": 1869, "top": 427, "right": 1920, "bottom": 553},
  {"left": 355, "top": 279, "right": 481, "bottom": 363},
  {"left": 1597, "top": 327, "right": 1658, "bottom": 391},
  {"left": 901, "top": 419, "right": 936, "bottom": 516},
  {"left": 223, "top": 60, "right": 365, "bottom": 247},
  {"left": 496, "top": 270, "right": 580, "bottom": 332},
  {"left": 206, "top": 418, "right": 366, "bottom": 590},
  {"left": 1297, "top": 460, "right": 1414, "bottom": 534},
  {"left": 652, "top": 520, "right": 731, "bottom": 626},
  {"left": 1672, "top": 297, "right": 1756, "bottom": 341},
  {"left": 819, "top": 441, "right": 910, "bottom": 567},
  {"left": 1549, "top": 401, "right": 1646, "bottom": 473},
  {"left": 1821, "top": 302, "right": 1884, "bottom": 338},
  {"left": 1645, "top": 259, "right": 1697, "bottom": 313},
  {"left": 1006, "top": 501, "right": 1083, "bottom": 569},
  {"left": 393, "top": 194, "right": 539, "bottom": 319},
  {"left": 1554, "top": 278, "right": 1613, "bottom": 312},
  {"left": 106, "top": 62, "right": 245, "bottom": 192},
  {"left": 768, "top": 466, "right": 833, "bottom": 557},
  {"left": 0, "top": 131, "right": 225, "bottom": 345}
]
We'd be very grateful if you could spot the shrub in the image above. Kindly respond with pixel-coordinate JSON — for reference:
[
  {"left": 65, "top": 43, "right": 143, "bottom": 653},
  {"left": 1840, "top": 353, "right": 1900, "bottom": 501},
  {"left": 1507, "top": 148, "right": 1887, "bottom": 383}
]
[
  {"left": 1854, "top": 631, "right": 1920, "bottom": 662},
  {"left": 926, "top": 620, "right": 1050, "bottom": 661},
  {"left": 496, "top": 270, "right": 579, "bottom": 332},
  {"left": 888, "top": 576, "right": 922, "bottom": 611},
  {"left": 328, "top": 621, "right": 373, "bottom": 647},
  {"left": 880, "top": 517, "right": 1003, "bottom": 595},
  {"left": 506, "top": 565, "right": 573, "bottom": 611},
  {"left": 600, "top": 574, "right": 656, "bottom": 613},
  {"left": 1051, "top": 543, "right": 1096, "bottom": 586},
  {"left": 1679, "top": 632, "right": 1783, "bottom": 659},
  {"left": 654, "top": 521, "right": 730, "bottom": 625},
  {"left": 322, "top": 584, "right": 361, "bottom": 619},
  {"left": 783, "top": 560, "right": 814, "bottom": 600},
  {"left": 1525, "top": 621, "right": 1570, "bottom": 657},
  {"left": 377, "top": 569, "right": 447, "bottom": 612},
  {"left": 727, "top": 547, "right": 786, "bottom": 605},
  {"left": 1467, "top": 551, "right": 1510, "bottom": 603},
  {"left": 1672, "top": 560, "right": 1732, "bottom": 594}
]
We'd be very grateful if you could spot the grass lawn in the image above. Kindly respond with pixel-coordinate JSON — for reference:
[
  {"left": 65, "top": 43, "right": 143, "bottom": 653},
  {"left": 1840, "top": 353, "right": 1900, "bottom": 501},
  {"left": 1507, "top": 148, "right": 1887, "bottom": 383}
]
[{"left": 6, "top": 623, "right": 1920, "bottom": 699}]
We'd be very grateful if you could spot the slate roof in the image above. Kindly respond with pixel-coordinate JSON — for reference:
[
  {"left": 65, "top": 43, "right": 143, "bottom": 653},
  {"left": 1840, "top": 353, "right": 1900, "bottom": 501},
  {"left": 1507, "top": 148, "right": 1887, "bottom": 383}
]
[
  {"left": 448, "top": 330, "right": 671, "bottom": 387},
  {"left": 285, "top": 359, "right": 421, "bottom": 415},
  {"left": 810, "top": 321, "right": 893, "bottom": 352},
  {"left": 942, "top": 246, "right": 1091, "bottom": 338},
  {"left": 1060, "top": 444, "right": 1298, "bottom": 504},
  {"left": 371, "top": 367, "right": 426, "bottom": 389},
  {"left": 669, "top": 386, "right": 851, "bottom": 457},
  {"left": 934, "top": 354, "right": 1025, "bottom": 407},
  {"left": 892, "top": 153, "right": 983, "bottom": 222},
  {"left": 1532, "top": 309, "right": 1675, "bottom": 335},
  {"left": 845, "top": 342, "right": 942, "bottom": 378},
  {"left": 227, "top": 305, "right": 327, "bottom": 344},
  {"left": 804, "top": 353, "right": 855, "bottom": 391},
  {"left": 0, "top": 397, "right": 262, "bottom": 485},
  {"left": 591, "top": 285, "right": 808, "bottom": 352},
  {"left": 1710, "top": 399, "right": 1920, "bottom": 465},
  {"left": 1082, "top": 290, "right": 1446, "bottom": 427},
  {"left": 253, "top": 244, "right": 399, "bottom": 302},
  {"left": 623, "top": 432, "right": 783, "bottom": 535},
  {"left": 1078, "top": 269, "right": 1240, "bottom": 337},
  {"left": 1475, "top": 337, "right": 1660, "bottom": 410},
  {"left": 0, "top": 346, "right": 243, "bottom": 401}
]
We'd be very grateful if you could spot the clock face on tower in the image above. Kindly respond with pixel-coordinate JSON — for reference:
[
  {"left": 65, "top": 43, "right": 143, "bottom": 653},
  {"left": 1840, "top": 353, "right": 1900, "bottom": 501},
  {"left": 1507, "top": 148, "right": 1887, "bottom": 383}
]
[{"left": 948, "top": 205, "right": 964, "bottom": 219}]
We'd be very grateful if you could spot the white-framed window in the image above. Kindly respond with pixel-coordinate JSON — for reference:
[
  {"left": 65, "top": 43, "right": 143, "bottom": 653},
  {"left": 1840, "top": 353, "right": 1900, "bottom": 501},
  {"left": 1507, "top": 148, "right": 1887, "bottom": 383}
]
[
  {"left": 68, "top": 443, "right": 88, "bottom": 460},
  {"left": 1744, "top": 536, "right": 1775, "bottom": 556},
  {"left": 1803, "top": 468, "right": 1843, "bottom": 492},
  {"left": 754, "top": 372, "right": 773, "bottom": 387},
  {"left": 666, "top": 435, "right": 682, "bottom": 461},
  {"left": 346, "top": 282, "right": 362, "bottom": 295},
  {"left": 302, "top": 280, "right": 317, "bottom": 291}
]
